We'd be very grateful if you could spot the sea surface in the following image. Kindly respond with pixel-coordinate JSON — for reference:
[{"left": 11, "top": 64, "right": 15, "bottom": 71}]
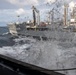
[
  {"left": 0, "top": 24, "right": 76, "bottom": 75},
  {"left": 0, "top": 27, "right": 9, "bottom": 35},
  {"left": 0, "top": 26, "right": 14, "bottom": 47}
]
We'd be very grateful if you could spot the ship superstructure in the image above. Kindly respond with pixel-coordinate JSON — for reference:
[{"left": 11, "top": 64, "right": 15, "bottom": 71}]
[{"left": 7, "top": 2, "right": 76, "bottom": 40}]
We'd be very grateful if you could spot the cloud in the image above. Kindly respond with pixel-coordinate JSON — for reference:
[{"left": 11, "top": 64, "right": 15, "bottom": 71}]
[
  {"left": 69, "top": 1, "right": 76, "bottom": 12},
  {"left": 44, "top": 0, "right": 56, "bottom": 4},
  {"left": 0, "top": 9, "right": 16, "bottom": 22},
  {"left": 0, "top": 8, "right": 33, "bottom": 23},
  {"left": 15, "top": 8, "right": 25, "bottom": 15},
  {"left": 47, "top": 0, "right": 56, "bottom": 3},
  {"left": 69, "top": 1, "right": 75, "bottom": 8},
  {"left": 6, "top": 0, "right": 39, "bottom": 7},
  {"left": 0, "top": 0, "right": 74, "bottom": 24}
]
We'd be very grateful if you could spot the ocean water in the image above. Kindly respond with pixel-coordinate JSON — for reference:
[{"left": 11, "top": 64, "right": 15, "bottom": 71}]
[
  {"left": 0, "top": 22, "right": 7, "bottom": 26},
  {"left": 0, "top": 27, "right": 8, "bottom": 35},
  {"left": 0, "top": 25, "right": 13, "bottom": 47},
  {"left": 0, "top": 22, "right": 8, "bottom": 34},
  {"left": 0, "top": 24, "right": 76, "bottom": 75},
  {"left": 0, "top": 37, "right": 76, "bottom": 75}
]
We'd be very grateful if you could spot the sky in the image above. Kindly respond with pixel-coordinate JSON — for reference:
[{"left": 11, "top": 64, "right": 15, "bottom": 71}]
[{"left": 0, "top": 0, "right": 76, "bottom": 26}]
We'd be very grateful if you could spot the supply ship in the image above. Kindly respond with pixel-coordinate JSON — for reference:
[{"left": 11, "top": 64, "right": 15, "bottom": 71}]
[
  {"left": 7, "top": 4, "right": 76, "bottom": 41},
  {"left": 1, "top": 2, "right": 76, "bottom": 75}
]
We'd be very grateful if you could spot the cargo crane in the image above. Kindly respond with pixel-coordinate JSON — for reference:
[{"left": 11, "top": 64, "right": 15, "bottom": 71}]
[
  {"left": 51, "top": 8, "right": 54, "bottom": 23},
  {"left": 63, "top": 3, "right": 68, "bottom": 26},
  {"left": 32, "top": 6, "right": 40, "bottom": 26},
  {"left": 47, "top": 7, "right": 61, "bottom": 24},
  {"left": 46, "top": 11, "right": 51, "bottom": 24},
  {"left": 46, "top": 0, "right": 63, "bottom": 24},
  {"left": 71, "top": 5, "right": 76, "bottom": 21},
  {"left": 46, "top": 9, "right": 54, "bottom": 24},
  {"left": 53, "top": 8, "right": 63, "bottom": 22},
  {"left": 70, "top": 6, "right": 76, "bottom": 26},
  {"left": 48, "top": 10, "right": 51, "bottom": 24},
  {"left": 47, "top": 10, "right": 54, "bottom": 24}
]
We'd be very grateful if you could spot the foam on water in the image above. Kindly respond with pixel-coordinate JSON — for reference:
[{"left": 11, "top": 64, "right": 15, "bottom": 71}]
[{"left": 0, "top": 35, "right": 76, "bottom": 75}]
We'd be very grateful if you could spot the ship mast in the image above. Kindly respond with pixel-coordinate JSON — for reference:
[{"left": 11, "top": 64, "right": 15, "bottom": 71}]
[{"left": 32, "top": 6, "right": 40, "bottom": 26}]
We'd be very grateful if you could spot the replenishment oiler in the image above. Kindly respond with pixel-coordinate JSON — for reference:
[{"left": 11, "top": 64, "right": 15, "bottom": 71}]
[
  {"left": 1, "top": 3, "right": 76, "bottom": 75},
  {"left": 7, "top": 5, "right": 76, "bottom": 41}
]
